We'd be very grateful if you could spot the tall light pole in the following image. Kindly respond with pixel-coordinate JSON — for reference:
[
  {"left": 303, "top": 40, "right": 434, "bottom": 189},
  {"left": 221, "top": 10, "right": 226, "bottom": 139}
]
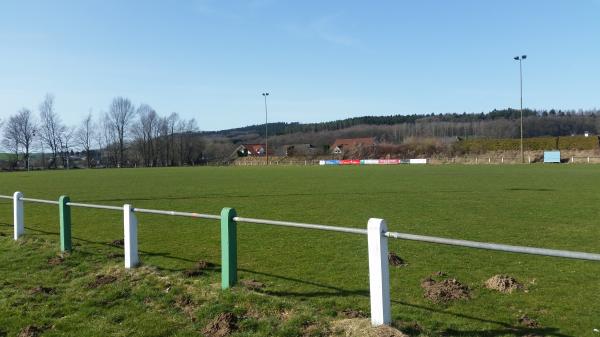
[
  {"left": 514, "top": 55, "right": 527, "bottom": 163},
  {"left": 262, "top": 92, "right": 269, "bottom": 165}
]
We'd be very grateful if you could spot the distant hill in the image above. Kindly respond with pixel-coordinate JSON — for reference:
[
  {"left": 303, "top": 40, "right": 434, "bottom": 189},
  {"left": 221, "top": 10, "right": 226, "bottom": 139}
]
[{"left": 203, "top": 108, "right": 598, "bottom": 144}]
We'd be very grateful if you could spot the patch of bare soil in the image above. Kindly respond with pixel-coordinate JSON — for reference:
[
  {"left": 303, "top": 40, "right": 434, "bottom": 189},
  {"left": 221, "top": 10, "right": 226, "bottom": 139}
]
[
  {"left": 110, "top": 239, "right": 124, "bottom": 247},
  {"left": 239, "top": 279, "right": 265, "bottom": 291},
  {"left": 331, "top": 319, "right": 408, "bottom": 337},
  {"left": 341, "top": 308, "right": 367, "bottom": 319},
  {"left": 29, "top": 286, "right": 56, "bottom": 295},
  {"left": 518, "top": 315, "right": 540, "bottom": 328},
  {"left": 300, "top": 320, "right": 328, "bottom": 337},
  {"left": 202, "top": 312, "right": 238, "bottom": 337},
  {"left": 388, "top": 252, "right": 407, "bottom": 267},
  {"left": 421, "top": 274, "right": 470, "bottom": 303},
  {"left": 183, "top": 260, "right": 214, "bottom": 277},
  {"left": 106, "top": 252, "right": 123, "bottom": 259},
  {"left": 17, "top": 325, "right": 46, "bottom": 337},
  {"left": 485, "top": 275, "right": 523, "bottom": 293},
  {"left": 87, "top": 274, "right": 117, "bottom": 289},
  {"left": 47, "top": 256, "right": 64, "bottom": 266},
  {"left": 175, "top": 294, "right": 196, "bottom": 319}
]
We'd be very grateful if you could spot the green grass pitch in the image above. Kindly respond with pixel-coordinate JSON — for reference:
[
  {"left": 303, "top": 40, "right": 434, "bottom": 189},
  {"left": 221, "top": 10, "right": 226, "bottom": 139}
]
[{"left": 0, "top": 165, "right": 599, "bottom": 336}]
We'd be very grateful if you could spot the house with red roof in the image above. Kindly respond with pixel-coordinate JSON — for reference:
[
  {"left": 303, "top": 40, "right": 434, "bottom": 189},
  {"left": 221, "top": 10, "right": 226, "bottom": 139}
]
[
  {"left": 330, "top": 137, "right": 376, "bottom": 155},
  {"left": 234, "top": 144, "right": 268, "bottom": 157}
]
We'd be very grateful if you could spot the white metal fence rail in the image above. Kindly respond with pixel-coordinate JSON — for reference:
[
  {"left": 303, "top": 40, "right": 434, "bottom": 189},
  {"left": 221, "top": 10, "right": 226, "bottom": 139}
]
[{"left": 1, "top": 192, "right": 599, "bottom": 326}]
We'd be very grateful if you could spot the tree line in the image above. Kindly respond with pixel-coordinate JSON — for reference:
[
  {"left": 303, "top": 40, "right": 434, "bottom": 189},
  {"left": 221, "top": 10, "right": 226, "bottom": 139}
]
[
  {"left": 2, "top": 96, "right": 599, "bottom": 170},
  {"left": 1, "top": 95, "right": 207, "bottom": 170}
]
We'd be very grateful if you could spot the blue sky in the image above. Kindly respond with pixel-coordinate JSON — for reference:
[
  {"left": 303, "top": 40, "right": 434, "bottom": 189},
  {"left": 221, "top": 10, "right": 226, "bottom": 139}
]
[{"left": 1, "top": 0, "right": 598, "bottom": 130}]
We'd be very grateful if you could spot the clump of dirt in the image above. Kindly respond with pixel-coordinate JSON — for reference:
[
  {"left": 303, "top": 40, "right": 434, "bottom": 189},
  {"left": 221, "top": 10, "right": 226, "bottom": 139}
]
[
  {"left": 18, "top": 325, "right": 46, "bottom": 337},
  {"left": 183, "top": 260, "right": 214, "bottom": 277},
  {"left": 331, "top": 318, "right": 408, "bottom": 337},
  {"left": 388, "top": 252, "right": 407, "bottom": 267},
  {"left": 341, "top": 308, "right": 367, "bottom": 319},
  {"left": 175, "top": 294, "right": 196, "bottom": 319},
  {"left": 47, "top": 256, "right": 64, "bottom": 266},
  {"left": 300, "top": 320, "right": 328, "bottom": 337},
  {"left": 239, "top": 279, "right": 265, "bottom": 291},
  {"left": 106, "top": 252, "right": 123, "bottom": 259},
  {"left": 485, "top": 275, "right": 523, "bottom": 293},
  {"left": 421, "top": 274, "right": 470, "bottom": 303},
  {"left": 110, "top": 239, "right": 124, "bottom": 247},
  {"left": 202, "top": 312, "right": 238, "bottom": 337},
  {"left": 88, "top": 274, "right": 117, "bottom": 289},
  {"left": 518, "top": 315, "right": 540, "bottom": 328},
  {"left": 29, "top": 286, "right": 56, "bottom": 295}
]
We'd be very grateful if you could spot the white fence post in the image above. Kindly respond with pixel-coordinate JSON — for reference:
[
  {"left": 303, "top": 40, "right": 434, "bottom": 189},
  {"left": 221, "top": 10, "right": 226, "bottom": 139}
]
[
  {"left": 13, "top": 191, "right": 24, "bottom": 240},
  {"left": 367, "top": 218, "right": 391, "bottom": 326},
  {"left": 124, "top": 204, "right": 139, "bottom": 268}
]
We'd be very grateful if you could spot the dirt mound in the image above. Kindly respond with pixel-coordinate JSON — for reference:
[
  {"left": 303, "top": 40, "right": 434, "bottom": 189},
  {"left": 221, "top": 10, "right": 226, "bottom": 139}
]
[
  {"left": 30, "top": 286, "right": 56, "bottom": 295},
  {"left": 388, "top": 252, "right": 407, "bottom": 267},
  {"left": 239, "top": 279, "right": 265, "bottom": 291},
  {"left": 183, "top": 260, "right": 215, "bottom": 277},
  {"left": 18, "top": 326, "right": 45, "bottom": 337},
  {"left": 202, "top": 312, "right": 237, "bottom": 337},
  {"left": 175, "top": 294, "right": 196, "bottom": 319},
  {"left": 106, "top": 252, "right": 123, "bottom": 259},
  {"left": 110, "top": 239, "right": 124, "bottom": 247},
  {"left": 88, "top": 274, "right": 117, "bottom": 288},
  {"left": 485, "top": 275, "right": 523, "bottom": 293},
  {"left": 47, "top": 256, "right": 64, "bottom": 266},
  {"left": 331, "top": 318, "right": 408, "bottom": 337},
  {"left": 518, "top": 315, "right": 540, "bottom": 328},
  {"left": 421, "top": 275, "right": 469, "bottom": 303},
  {"left": 341, "top": 308, "right": 367, "bottom": 318}
]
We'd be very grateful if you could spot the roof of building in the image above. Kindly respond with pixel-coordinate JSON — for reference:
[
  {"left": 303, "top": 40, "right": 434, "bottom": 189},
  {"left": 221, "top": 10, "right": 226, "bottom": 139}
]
[
  {"left": 239, "top": 144, "right": 266, "bottom": 156},
  {"left": 331, "top": 137, "right": 375, "bottom": 149}
]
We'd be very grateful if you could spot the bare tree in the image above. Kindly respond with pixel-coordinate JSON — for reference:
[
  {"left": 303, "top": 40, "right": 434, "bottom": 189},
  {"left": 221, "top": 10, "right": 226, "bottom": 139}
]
[
  {"left": 15, "top": 109, "right": 37, "bottom": 170},
  {"left": 59, "top": 126, "right": 74, "bottom": 169},
  {"left": 132, "top": 104, "right": 158, "bottom": 166},
  {"left": 2, "top": 115, "right": 21, "bottom": 168},
  {"left": 76, "top": 112, "right": 95, "bottom": 168},
  {"left": 39, "top": 94, "right": 65, "bottom": 168},
  {"left": 107, "top": 97, "right": 135, "bottom": 167}
]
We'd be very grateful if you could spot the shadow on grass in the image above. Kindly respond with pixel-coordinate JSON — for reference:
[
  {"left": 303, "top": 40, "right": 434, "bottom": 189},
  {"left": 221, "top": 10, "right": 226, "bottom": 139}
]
[
  {"left": 506, "top": 187, "right": 556, "bottom": 192},
  {"left": 0, "top": 223, "right": 573, "bottom": 337},
  {"left": 74, "top": 189, "right": 476, "bottom": 204}
]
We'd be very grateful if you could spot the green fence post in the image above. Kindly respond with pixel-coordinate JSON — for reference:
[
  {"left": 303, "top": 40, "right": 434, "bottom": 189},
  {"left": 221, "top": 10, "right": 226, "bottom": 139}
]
[
  {"left": 221, "top": 207, "right": 237, "bottom": 289},
  {"left": 59, "top": 195, "right": 72, "bottom": 252}
]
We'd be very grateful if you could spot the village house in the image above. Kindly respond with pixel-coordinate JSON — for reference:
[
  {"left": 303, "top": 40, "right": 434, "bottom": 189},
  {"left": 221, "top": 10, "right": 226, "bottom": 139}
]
[
  {"left": 234, "top": 144, "right": 268, "bottom": 157},
  {"left": 330, "top": 137, "right": 376, "bottom": 156}
]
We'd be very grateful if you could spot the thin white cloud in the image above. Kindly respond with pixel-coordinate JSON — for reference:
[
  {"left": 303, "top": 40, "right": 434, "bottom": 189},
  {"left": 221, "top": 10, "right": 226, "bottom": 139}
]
[{"left": 287, "top": 13, "right": 360, "bottom": 47}]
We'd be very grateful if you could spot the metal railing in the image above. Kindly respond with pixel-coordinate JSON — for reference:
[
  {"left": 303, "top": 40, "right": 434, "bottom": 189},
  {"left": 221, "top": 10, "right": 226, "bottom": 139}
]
[{"left": 1, "top": 192, "right": 599, "bottom": 327}]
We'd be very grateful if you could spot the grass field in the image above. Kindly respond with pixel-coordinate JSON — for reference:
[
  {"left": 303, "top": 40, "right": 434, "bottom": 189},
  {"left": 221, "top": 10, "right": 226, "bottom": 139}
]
[{"left": 1, "top": 165, "right": 599, "bottom": 336}]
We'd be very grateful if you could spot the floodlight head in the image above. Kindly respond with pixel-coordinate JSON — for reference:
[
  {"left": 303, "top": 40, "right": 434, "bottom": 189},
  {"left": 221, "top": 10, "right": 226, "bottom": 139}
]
[
  {"left": 262, "top": 92, "right": 269, "bottom": 96},
  {"left": 514, "top": 56, "right": 520, "bottom": 60},
  {"left": 522, "top": 55, "right": 527, "bottom": 59}
]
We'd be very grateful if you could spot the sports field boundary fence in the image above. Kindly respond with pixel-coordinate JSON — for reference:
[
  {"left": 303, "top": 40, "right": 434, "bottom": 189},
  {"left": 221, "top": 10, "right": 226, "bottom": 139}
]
[{"left": 1, "top": 191, "right": 600, "bottom": 326}]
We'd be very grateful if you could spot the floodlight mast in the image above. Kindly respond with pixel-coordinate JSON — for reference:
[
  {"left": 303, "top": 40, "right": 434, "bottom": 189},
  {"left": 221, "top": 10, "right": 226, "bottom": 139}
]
[
  {"left": 514, "top": 55, "right": 527, "bottom": 163},
  {"left": 262, "top": 92, "right": 269, "bottom": 165}
]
